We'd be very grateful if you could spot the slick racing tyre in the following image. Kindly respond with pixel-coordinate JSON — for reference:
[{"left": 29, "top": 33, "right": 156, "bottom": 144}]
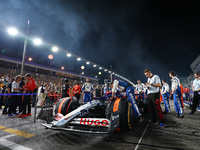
[
  {"left": 143, "top": 98, "right": 149, "bottom": 113},
  {"left": 118, "top": 98, "right": 135, "bottom": 131},
  {"left": 106, "top": 98, "right": 135, "bottom": 132},
  {"left": 55, "top": 97, "right": 79, "bottom": 115}
]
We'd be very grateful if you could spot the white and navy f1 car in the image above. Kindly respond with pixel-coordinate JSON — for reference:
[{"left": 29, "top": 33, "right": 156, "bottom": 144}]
[{"left": 36, "top": 96, "right": 138, "bottom": 134}]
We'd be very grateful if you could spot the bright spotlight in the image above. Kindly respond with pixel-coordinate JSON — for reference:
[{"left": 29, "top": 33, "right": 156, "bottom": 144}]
[
  {"left": 66, "top": 53, "right": 71, "bottom": 57},
  {"left": 82, "top": 72, "right": 84, "bottom": 75},
  {"left": 86, "top": 61, "right": 90, "bottom": 65},
  {"left": 7, "top": 27, "right": 18, "bottom": 36},
  {"left": 48, "top": 54, "right": 54, "bottom": 60},
  {"left": 99, "top": 67, "right": 102, "bottom": 70},
  {"left": 81, "top": 66, "right": 85, "bottom": 70},
  {"left": 77, "top": 58, "right": 81, "bottom": 61},
  {"left": 61, "top": 66, "right": 64, "bottom": 70},
  {"left": 93, "top": 64, "right": 97, "bottom": 67},
  {"left": 52, "top": 46, "right": 58, "bottom": 52},
  {"left": 109, "top": 71, "right": 111, "bottom": 73},
  {"left": 33, "top": 38, "right": 42, "bottom": 45},
  {"left": 98, "top": 72, "right": 102, "bottom": 75},
  {"left": 28, "top": 57, "right": 32, "bottom": 61},
  {"left": 104, "top": 69, "right": 107, "bottom": 72}
]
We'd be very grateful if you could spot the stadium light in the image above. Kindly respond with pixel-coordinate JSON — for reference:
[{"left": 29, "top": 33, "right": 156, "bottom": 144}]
[
  {"left": 48, "top": 54, "right": 53, "bottom": 60},
  {"left": 61, "top": 66, "right": 64, "bottom": 70},
  {"left": 82, "top": 72, "right": 84, "bottom": 75},
  {"left": 77, "top": 57, "right": 81, "bottom": 61},
  {"left": 7, "top": 27, "right": 18, "bottom": 36},
  {"left": 99, "top": 67, "right": 102, "bottom": 70},
  {"left": 104, "top": 69, "right": 107, "bottom": 72},
  {"left": 33, "top": 38, "right": 42, "bottom": 45},
  {"left": 52, "top": 46, "right": 58, "bottom": 52},
  {"left": 93, "top": 64, "right": 97, "bottom": 67},
  {"left": 66, "top": 53, "right": 71, "bottom": 57},
  {"left": 86, "top": 61, "right": 90, "bottom": 65},
  {"left": 98, "top": 72, "right": 102, "bottom": 75},
  {"left": 109, "top": 71, "right": 111, "bottom": 73},
  {"left": 95, "top": 76, "right": 98, "bottom": 78},
  {"left": 81, "top": 66, "right": 85, "bottom": 70},
  {"left": 28, "top": 57, "right": 32, "bottom": 61}
]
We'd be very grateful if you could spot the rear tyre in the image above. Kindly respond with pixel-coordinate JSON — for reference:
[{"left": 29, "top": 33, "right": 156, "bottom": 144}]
[
  {"left": 55, "top": 97, "right": 79, "bottom": 115},
  {"left": 118, "top": 98, "right": 134, "bottom": 131}
]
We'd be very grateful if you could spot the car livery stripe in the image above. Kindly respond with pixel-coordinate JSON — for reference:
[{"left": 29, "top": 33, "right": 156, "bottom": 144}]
[
  {"left": 71, "top": 118, "right": 110, "bottom": 127},
  {"left": 66, "top": 98, "right": 72, "bottom": 114},
  {"left": 128, "top": 102, "right": 132, "bottom": 129},
  {"left": 113, "top": 98, "right": 121, "bottom": 112}
]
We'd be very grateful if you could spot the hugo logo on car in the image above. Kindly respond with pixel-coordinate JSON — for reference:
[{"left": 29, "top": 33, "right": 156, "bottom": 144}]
[{"left": 71, "top": 118, "right": 110, "bottom": 127}]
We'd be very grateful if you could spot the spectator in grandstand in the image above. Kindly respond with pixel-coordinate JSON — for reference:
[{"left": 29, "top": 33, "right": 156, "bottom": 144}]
[
  {"left": 94, "top": 84, "right": 102, "bottom": 98},
  {"left": 103, "top": 84, "right": 108, "bottom": 96},
  {"left": 82, "top": 78, "right": 93, "bottom": 104},
  {"left": 18, "top": 77, "right": 26, "bottom": 114},
  {"left": 183, "top": 86, "right": 190, "bottom": 101},
  {"left": 0, "top": 85, "right": 6, "bottom": 110},
  {"left": 169, "top": 71, "right": 184, "bottom": 118},
  {"left": 61, "top": 79, "right": 71, "bottom": 98},
  {"left": 31, "top": 86, "right": 38, "bottom": 107},
  {"left": 18, "top": 73, "right": 36, "bottom": 118},
  {"left": 144, "top": 69, "right": 165, "bottom": 128},
  {"left": 72, "top": 82, "right": 81, "bottom": 102},
  {"left": 189, "top": 72, "right": 200, "bottom": 114},
  {"left": 40, "top": 82, "right": 49, "bottom": 106},
  {"left": 161, "top": 79, "right": 170, "bottom": 114},
  {"left": 8, "top": 75, "right": 21, "bottom": 117},
  {"left": 2, "top": 78, "right": 14, "bottom": 115}
]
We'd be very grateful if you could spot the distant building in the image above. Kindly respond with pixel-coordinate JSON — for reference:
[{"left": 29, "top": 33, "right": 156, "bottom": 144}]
[{"left": 190, "top": 55, "right": 200, "bottom": 73}]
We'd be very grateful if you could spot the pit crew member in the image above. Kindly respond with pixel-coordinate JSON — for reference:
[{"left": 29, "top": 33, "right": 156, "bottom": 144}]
[
  {"left": 169, "top": 71, "right": 184, "bottom": 118},
  {"left": 111, "top": 79, "right": 142, "bottom": 118},
  {"left": 161, "top": 79, "right": 170, "bottom": 114},
  {"left": 136, "top": 80, "right": 145, "bottom": 99},
  {"left": 82, "top": 78, "right": 93, "bottom": 104},
  {"left": 190, "top": 72, "right": 200, "bottom": 114},
  {"left": 144, "top": 69, "right": 165, "bottom": 128}
]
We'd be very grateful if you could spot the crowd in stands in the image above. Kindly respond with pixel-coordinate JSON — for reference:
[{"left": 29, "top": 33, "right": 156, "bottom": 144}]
[{"left": 0, "top": 66, "right": 113, "bottom": 118}]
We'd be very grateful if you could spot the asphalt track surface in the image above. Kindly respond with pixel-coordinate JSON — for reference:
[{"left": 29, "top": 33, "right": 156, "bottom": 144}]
[{"left": 0, "top": 100, "right": 200, "bottom": 150}]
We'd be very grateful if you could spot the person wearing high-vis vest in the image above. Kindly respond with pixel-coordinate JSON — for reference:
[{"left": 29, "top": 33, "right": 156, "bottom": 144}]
[
  {"left": 161, "top": 79, "right": 170, "bottom": 114},
  {"left": 82, "top": 78, "right": 93, "bottom": 104},
  {"left": 112, "top": 79, "right": 142, "bottom": 119},
  {"left": 169, "top": 71, "right": 184, "bottom": 118},
  {"left": 189, "top": 72, "right": 200, "bottom": 114}
]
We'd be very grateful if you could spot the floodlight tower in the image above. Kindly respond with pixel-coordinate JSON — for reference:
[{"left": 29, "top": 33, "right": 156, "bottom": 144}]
[{"left": 21, "top": 20, "right": 30, "bottom": 75}]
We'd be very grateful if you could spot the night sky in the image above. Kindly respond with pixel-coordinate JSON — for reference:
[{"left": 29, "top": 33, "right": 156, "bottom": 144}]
[{"left": 0, "top": 0, "right": 200, "bottom": 83}]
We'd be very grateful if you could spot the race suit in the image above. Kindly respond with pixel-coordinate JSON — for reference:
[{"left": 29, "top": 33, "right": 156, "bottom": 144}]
[
  {"left": 161, "top": 82, "right": 170, "bottom": 113},
  {"left": 82, "top": 82, "right": 93, "bottom": 104},
  {"left": 112, "top": 80, "right": 141, "bottom": 117},
  {"left": 171, "top": 77, "right": 183, "bottom": 115},
  {"left": 191, "top": 78, "right": 200, "bottom": 113}
]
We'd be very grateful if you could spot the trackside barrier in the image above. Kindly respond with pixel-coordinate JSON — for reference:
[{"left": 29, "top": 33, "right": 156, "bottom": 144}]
[{"left": 0, "top": 93, "right": 36, "bottom": 96}]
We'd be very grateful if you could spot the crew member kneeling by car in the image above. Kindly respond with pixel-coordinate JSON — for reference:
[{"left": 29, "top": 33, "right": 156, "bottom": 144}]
[
  {"left": 144, "top": 69, "right": 165, "bottom": 128},
  {"left": 112, "top": 79, "right": 142, "bottom": 120}
]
